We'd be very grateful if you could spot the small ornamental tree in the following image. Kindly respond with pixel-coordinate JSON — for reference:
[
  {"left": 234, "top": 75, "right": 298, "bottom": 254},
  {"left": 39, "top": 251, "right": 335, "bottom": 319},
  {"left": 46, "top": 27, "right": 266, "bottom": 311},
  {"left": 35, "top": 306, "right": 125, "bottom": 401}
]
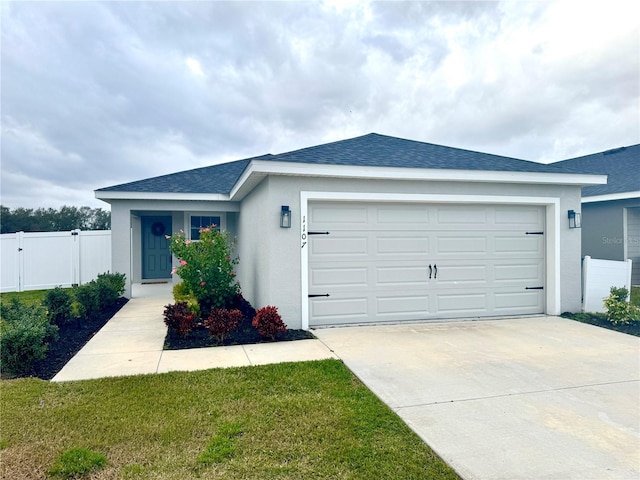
[{"left": 168, "top": 226, "right": 240, "bottom": 317}]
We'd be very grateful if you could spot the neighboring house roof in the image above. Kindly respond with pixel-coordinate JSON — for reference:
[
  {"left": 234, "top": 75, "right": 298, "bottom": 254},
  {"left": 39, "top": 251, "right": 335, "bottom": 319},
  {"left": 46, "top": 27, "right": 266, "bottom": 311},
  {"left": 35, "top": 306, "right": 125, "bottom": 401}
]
[
  {"left": 553, "top": 144, "right": 640, "bottom": 201},
  {"left": 96, "top": 133, "right": 605, "bottom": 198}
]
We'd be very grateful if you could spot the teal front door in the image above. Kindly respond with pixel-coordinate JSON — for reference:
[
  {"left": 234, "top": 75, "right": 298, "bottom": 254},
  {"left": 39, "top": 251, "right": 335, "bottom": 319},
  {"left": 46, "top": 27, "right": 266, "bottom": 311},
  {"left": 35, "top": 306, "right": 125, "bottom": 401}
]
[{"left": 142, "top": 216, "right": 172, "bottom": 279}]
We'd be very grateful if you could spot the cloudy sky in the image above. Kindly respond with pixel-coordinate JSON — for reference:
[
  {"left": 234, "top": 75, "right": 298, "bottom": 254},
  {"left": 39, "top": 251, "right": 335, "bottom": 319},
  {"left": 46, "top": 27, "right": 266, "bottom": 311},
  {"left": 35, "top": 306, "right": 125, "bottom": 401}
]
[{"left": 2, "top": 0, "right": 639, "bottom": 209}]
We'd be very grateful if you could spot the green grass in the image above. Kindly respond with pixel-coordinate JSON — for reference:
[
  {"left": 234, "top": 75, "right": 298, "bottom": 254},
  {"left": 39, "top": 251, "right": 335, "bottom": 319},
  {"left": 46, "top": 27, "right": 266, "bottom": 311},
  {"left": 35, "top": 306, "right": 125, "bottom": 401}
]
[
  {"left": 0, "top": 360, "right": 458, "bottom": 480},
  {"left": 0, "top": 289, "right": 68, "bottom": 307},
  {"left": 48, "top": 447, "right": 107, "bottom": 479},
  {"left": 631, "top": 286, "right": 640, "bottom": 307}
]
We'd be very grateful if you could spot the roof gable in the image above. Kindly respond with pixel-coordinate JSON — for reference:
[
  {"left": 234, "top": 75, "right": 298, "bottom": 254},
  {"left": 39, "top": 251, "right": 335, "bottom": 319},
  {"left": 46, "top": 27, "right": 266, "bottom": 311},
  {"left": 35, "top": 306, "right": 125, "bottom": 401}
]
[{"left": 553, "top": 145, "right": 640, "bottom": 197}]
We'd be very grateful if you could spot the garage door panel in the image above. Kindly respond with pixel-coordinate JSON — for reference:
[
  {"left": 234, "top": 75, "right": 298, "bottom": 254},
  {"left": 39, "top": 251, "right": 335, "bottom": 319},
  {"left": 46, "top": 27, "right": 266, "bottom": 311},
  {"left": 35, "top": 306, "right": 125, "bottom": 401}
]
[
  {"left": 494, "top": 291, "right": 543, "bottom": 310},
  {"left": 311, "top": 267, "right": 368, "bottom": 288},
  {"left": 376, "top": 266, "right": 429, "bottom": 286},
  {"left": 311, "top": 204, "right": 368, "bottom": 225},
  {"left": 494, "top": 236, "right": 543, "bottom": 254},
  {"left": 436, "top": 293, "right": 487, "bottom": 313},
  {"left": 494, "top": 263, "right": 542, "bottom": 282},
  {"left": 436, "top": 206, "right": 488, "bottom": 225},
  {"left": 377, "top": 235, "right": 429, "bottom": 255},
  {"left": 435, "top": 265, "right": 488, "bottom": 285},
  {"left": 308, "top": 202, "right": 545, "bottom": 326},
  {"left": 311, "top": 297, "right": 368, "bottom": 322},
  {"left": 495, "top": 206, "right": 544, "bottom": 226},
  {"left": 377, "top": 205, "right": 430, "bottom": 224},
  {"left": 436, "top": 236, "right": 487, "bottom": 254},
  {"left": 310, "top": 235, "right": 368, "bottom": 256},
  {"left": 377, "top": 295, "right": 429, "bottom": 315}
]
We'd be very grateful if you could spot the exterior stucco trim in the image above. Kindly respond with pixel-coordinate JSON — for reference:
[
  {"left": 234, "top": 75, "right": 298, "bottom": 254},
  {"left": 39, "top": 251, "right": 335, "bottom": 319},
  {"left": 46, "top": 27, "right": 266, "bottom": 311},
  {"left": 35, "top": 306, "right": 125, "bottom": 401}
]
[
  {"left": 95, "top": 191, "right": 231, "bottom": 201},
  {"left": 231, "top": 161, "right": 606, "bottom": 201},
  {"left": 581, "top": 191, "right": 640, "bottom": 203},
  {"left": 300, "top": 191, "right": 561, "bottom": 329}
]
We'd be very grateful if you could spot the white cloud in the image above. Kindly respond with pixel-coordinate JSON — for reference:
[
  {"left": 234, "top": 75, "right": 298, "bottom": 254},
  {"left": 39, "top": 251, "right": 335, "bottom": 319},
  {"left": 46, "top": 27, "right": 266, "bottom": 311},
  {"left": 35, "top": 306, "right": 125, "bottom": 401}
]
[{"left": 0, "top": 0, "right": 638, "bottom": 209}]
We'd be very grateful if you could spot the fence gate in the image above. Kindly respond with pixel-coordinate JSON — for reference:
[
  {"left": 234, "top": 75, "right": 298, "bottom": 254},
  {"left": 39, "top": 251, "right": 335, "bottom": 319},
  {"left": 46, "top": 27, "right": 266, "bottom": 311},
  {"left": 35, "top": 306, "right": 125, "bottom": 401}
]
[{"left": 0, "top": 230, "right": 111, "bottom": 293}]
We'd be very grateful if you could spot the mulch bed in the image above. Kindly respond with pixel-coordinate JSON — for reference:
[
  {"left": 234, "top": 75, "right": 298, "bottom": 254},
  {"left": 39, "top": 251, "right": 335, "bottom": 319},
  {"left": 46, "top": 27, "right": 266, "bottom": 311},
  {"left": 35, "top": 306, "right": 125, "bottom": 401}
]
[
  {"left": 561, "top": 312, "right": 640, "bottom": 336},
  {"left": 23, "top": 298, "right": 129, "bottom": 381},
  {"left": 164, "top": 315, "right": 315, "bottom": 350},
  {"left": 164, "top": 294, "right": 315, "bottom": 349},
  {"left": 10, "top": 296, "right": 313, "bottom": 381}
]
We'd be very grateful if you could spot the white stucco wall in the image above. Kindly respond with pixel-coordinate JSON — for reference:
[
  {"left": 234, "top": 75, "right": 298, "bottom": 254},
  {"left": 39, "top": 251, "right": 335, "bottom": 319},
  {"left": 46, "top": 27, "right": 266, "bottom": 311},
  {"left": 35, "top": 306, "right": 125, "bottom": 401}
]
[
  {"left": 237, "top": 175, "right": 583, "bottom": 329},
  {"left": 107, "top": 176, "right": 583, "bottom": 322}
]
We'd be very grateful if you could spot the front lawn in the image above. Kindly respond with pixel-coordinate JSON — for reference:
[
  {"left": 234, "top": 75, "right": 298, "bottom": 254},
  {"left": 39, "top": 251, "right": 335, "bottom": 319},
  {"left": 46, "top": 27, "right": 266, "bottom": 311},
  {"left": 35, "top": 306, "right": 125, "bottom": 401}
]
[
  {"left": 0, "top": 360, "right": 458, "bottom": 480},
  {"left": 0, "top": 289, "right": 57, "bottom": 307}
]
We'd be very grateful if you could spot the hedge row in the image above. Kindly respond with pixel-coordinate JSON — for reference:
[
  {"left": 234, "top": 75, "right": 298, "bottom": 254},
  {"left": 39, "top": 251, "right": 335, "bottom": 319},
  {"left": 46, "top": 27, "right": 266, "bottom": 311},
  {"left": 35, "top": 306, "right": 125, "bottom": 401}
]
[{"left": 0, "top": 272, "right": 125, "bottom": 376}]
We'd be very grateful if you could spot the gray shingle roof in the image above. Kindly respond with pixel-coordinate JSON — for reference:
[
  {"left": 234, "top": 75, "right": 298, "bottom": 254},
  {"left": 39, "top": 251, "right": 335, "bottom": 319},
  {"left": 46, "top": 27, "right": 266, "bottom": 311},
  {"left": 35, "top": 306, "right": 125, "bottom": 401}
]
[
  {"left": 97, "top": 156, "right": 266, "bottom": 194},
  {"left": 97, "top": 133, "right": 590, "bottom": 195},
  {"left": 553, "top": 145, "right": 640, "bottom": 197},
  {"left": 272, "top": 133, "right": 572, "bottom": 173}
]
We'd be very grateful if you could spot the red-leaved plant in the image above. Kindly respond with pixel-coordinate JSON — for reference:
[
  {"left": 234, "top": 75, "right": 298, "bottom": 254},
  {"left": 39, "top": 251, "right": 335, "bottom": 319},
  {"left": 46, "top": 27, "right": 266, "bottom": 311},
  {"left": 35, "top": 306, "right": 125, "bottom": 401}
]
[
  {"left": 252, "top": 305, "right": 287, "bottom": 340},
  {"left": 205, "top": 308, "right": 243, "bottom": 344},
  {"left": 163, "top": 302, "right": 196, "bottom": 337}
]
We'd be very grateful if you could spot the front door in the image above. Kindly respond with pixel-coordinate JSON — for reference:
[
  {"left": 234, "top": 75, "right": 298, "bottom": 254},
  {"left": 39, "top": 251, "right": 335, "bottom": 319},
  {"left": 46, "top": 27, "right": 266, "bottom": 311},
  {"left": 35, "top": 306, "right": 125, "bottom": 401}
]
[{"left": 142, "top": 216, "right": 172, "bottom": 279}]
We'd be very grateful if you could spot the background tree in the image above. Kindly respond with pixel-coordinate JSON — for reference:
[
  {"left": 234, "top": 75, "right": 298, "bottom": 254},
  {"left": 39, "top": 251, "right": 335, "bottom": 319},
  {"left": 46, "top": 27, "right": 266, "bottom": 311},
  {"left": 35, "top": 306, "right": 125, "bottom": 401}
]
[{"left": 0, "top": 205, "right": 111, "bottom": 233}]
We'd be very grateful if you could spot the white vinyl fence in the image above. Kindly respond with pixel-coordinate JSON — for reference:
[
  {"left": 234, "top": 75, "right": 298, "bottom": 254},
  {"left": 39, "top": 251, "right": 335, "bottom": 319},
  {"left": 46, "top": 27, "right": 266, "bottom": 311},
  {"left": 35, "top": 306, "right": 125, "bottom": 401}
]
[
  {"left": 583, "top": 256, "right": 633, "bottom": 313},
  {"left": 1, "top": 230, "right": 111, "bottom": 293}
]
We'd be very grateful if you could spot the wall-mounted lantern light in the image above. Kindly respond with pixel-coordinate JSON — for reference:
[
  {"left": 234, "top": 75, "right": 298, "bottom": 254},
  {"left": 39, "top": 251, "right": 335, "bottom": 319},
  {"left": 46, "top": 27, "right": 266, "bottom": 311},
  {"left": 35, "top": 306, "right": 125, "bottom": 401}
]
[
  {"left": 568, "top": 210, "right": 582, "bottom": 229},
  {"left": 280, "top": 205, "right": 291, "bottom": 228}
]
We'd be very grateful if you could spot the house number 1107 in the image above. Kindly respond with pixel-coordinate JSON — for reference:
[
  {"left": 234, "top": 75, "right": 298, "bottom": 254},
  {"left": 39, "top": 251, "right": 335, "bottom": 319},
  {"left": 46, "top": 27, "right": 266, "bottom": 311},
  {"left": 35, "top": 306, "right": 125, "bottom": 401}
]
[{"left": 301, "top": 215, "right": 307, "bottom": 249}]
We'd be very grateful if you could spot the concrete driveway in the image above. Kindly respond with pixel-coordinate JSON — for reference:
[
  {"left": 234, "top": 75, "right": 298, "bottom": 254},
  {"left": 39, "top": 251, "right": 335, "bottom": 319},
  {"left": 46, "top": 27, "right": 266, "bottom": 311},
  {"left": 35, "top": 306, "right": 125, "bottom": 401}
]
[{"left": 313, "top": 316, "right": 640, "bottom": 480}]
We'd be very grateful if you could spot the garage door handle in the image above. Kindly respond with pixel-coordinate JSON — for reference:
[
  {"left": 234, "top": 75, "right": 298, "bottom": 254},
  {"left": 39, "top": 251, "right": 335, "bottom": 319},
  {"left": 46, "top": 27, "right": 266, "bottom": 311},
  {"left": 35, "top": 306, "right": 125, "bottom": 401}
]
[
  {"left": 428, "top": 265, "right": 432, "bottom": 279},
  {"left": 526, "top": 287, "right": 544, "bottom": 290},
  {"left": 434, "top": 264, "right": 437, "bottom": 279},
  {"left": 308, "top": 294, "right": 330, "bottom": 298}
]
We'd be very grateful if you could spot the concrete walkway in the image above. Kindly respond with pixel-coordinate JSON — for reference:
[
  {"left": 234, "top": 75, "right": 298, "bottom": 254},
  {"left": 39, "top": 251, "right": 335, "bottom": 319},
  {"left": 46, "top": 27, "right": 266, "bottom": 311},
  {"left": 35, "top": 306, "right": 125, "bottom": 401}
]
[
  {"left": 52, "top": 294, "right": 337, "bottom": 382},
  {"left": 314, "top": 317, "right": 640, "bottom": 480}
]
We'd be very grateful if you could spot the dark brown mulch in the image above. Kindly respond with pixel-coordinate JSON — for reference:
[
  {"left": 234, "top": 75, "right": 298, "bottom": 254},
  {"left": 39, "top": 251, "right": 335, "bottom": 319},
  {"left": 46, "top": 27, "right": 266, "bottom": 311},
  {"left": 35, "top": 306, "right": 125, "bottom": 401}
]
[
  {"left": 164, "top": 294, "right": 315, "bottom": 349},
  {"left": 26, "top": 298, "right": 129, "bottom": 380},
  {"left": 561, "top": 312, "right": 640, "bottom": 337},
  {"left": 164, "top": 315, "right": 315, "bottom": 350}
]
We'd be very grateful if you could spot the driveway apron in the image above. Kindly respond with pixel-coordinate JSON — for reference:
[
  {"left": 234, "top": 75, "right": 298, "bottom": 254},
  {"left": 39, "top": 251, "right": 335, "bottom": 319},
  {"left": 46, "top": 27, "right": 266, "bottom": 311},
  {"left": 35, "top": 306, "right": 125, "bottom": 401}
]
[{"left": 313, "top": 316, "right": 640, "bottom": 480}]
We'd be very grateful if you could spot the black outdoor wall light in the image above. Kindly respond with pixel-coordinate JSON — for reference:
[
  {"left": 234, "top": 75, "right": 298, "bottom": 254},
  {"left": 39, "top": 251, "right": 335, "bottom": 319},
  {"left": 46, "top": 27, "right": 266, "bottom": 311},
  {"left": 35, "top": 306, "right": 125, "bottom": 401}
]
[
  {"left": 280, "top": 205, "right": 292, "bottom": 228},
  {"left": 568, "top": 210, "right": 582, "bottom": 229}
]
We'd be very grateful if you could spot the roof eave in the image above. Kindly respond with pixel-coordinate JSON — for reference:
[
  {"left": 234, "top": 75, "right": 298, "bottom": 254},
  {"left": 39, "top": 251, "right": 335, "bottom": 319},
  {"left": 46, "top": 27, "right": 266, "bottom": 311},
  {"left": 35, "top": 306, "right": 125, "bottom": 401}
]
[
  {"left": 94, "top": 191, "right": 231, "bottom": 202},
  {"left": 582, "top": 191, "right": 640, "bottom": 203},
  {"left": 229, "top": 161, "right": 608, "bottom": 200}
]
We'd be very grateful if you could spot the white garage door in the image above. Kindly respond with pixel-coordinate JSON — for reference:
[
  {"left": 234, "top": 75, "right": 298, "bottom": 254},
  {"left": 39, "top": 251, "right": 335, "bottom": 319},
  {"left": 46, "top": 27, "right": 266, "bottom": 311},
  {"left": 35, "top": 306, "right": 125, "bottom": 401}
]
[{"left": 308, "top": 202, "right": 545, "bottom": 326}]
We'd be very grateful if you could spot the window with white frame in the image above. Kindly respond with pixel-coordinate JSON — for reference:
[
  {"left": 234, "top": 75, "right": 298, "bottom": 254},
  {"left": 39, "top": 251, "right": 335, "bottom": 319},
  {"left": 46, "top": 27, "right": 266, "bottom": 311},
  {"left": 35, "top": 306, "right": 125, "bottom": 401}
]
[{"left": 190, "top": 215, "right": 221, "bottom": 240}]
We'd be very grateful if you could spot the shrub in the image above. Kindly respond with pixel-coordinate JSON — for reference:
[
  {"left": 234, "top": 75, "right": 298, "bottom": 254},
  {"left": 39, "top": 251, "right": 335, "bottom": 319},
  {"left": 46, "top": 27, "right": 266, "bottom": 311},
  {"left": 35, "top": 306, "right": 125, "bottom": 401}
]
[
  {"left": 73, "top": 282, "right": 99, "bottom": 320},
  {"left": 168, "top": 227, "right": 240, "bottom": 316},
  {"left": 43, "top": 287, "right": 74, "bottom": 326},
  {"left": 604, "top": 287, "right": 640, "bottom": 325},
  {"left": 95, "top": 272, "right": 126, "bottom": 308},
  {"left": 48, "top": 447, "right": 106, "bottom": 479},
  {"left": 252, "top": 305, "right": 287, "bottom": 340},
  {"left": 0, "top": 299, "right": 58, "bottom": 376},
  {"left": 229, "top": 293, "right": 256, "bottom": 320},
  {"left": 205, "top": 308, "right": 243, "bottom": 344},
  {"left": 173, "top": 282, "right": 200, "bottom": 316},
  {"left": 163, "top": 302, "right": 196, "bottom": 337}
]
